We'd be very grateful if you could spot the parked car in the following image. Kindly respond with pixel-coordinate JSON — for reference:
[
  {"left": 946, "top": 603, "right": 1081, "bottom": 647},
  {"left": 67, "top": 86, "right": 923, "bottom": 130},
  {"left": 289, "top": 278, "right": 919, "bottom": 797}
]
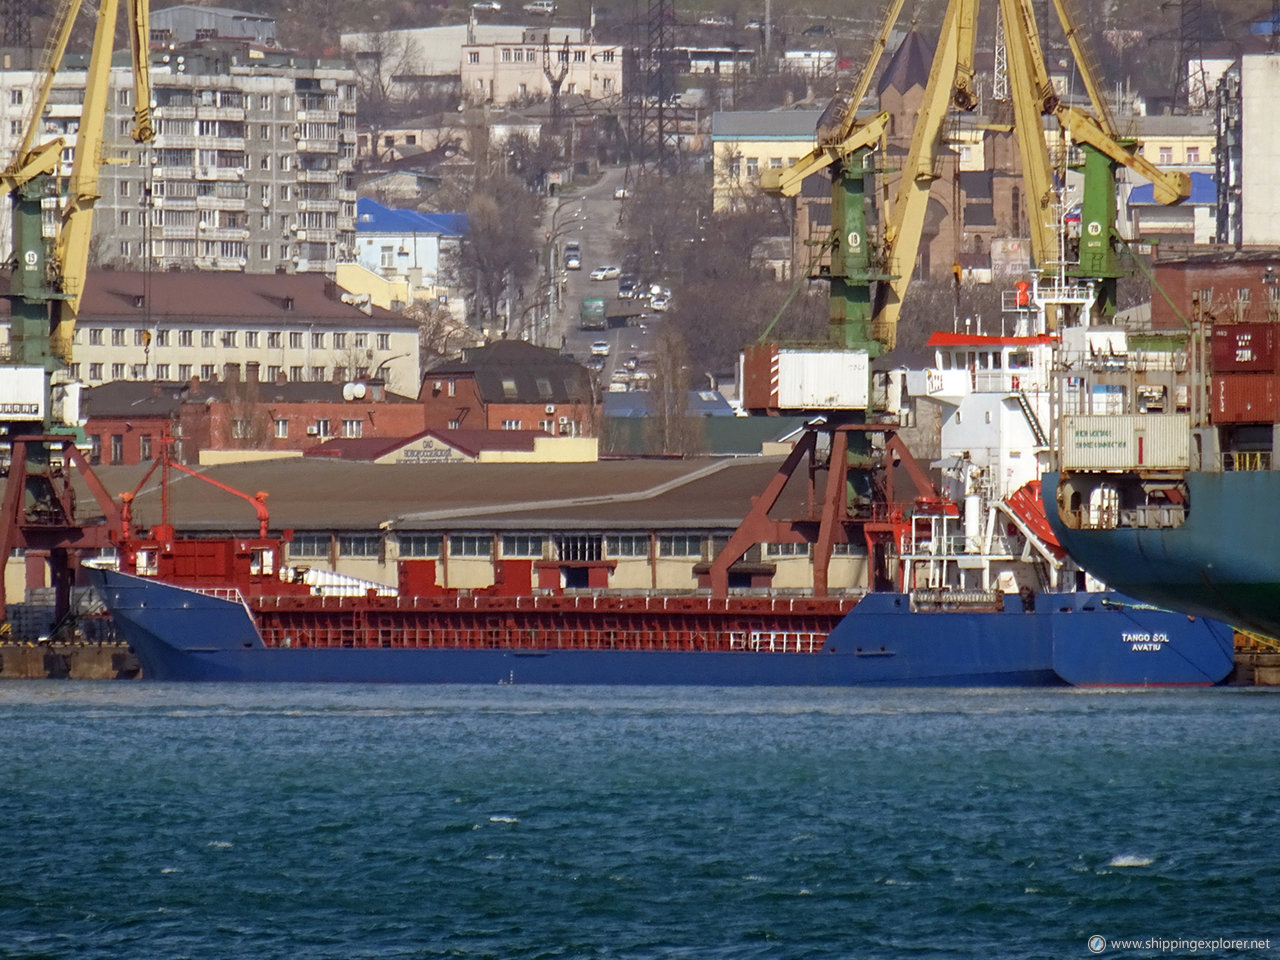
[
  {"left": 523, "top": 0, "right": 556, "bottom": 13},
  {"left": 590, "top": 265, "right": 620, "bottom": 280},
  {"left": 699, "top": 14, "right": 732, "bottom": 26},
  {"left": 614, "top": 186, "right": 629, "bottom": 200},
  {"left": 471, "top": 1, "right": 501, "bottom": 10},
  {"left": 802, "top": 23, "right": 832, "bottom": 36},
  {"left": 650, "top": 295, "right": 669, "bottom": 312}
]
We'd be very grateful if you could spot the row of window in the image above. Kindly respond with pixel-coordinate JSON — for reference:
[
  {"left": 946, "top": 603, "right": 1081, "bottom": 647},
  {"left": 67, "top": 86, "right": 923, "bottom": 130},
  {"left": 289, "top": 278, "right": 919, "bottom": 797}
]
[
  {"left": 89, "top": 417, "right": 365, "bottom": 462},
  {"left": 287, "top": 533, "right": 862, "bottom": 560},
  {"left": 937, "top": 349, "right": 1033, "bottom": 371},
  {"left": 80, "top": 328, "right": 391, "bottom": 351},
  {"left": 72, "top": 361, "right": 378, "bottom": 384}
]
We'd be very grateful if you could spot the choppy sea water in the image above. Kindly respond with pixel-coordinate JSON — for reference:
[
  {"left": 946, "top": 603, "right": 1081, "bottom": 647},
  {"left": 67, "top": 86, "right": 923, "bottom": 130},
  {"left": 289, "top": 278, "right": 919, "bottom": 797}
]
[{"left": 1, "top": 684, "right": 1278, "bottom": 960}]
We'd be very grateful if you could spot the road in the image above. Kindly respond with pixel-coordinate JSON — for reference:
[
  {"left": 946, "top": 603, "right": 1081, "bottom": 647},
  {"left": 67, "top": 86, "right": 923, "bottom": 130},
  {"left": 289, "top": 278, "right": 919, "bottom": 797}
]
[{"left": 541, "top": 165, "right": 657, "bottom": 389}]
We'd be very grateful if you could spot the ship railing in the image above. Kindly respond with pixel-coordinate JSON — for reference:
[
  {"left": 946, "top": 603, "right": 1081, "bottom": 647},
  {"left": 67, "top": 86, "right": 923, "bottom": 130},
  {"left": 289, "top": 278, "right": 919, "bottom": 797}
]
[
  {"left": 1224, "top": 451, "right": 1272, "bottom": 472},
  {"left": 1122, "top": 504, "right": 1187, "bottom": 529},
  {"left": 729, "top": 631, "right": 825, "bottom": 653}
]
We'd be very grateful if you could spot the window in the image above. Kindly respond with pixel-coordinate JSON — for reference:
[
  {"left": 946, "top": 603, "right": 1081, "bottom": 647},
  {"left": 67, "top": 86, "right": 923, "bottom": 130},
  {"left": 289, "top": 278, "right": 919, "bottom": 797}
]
[
  {"left": 267, "top": 365, "right": 282, "bottom": 382},
  {"left": 1186, "top": 146, "right": 1200, "bottom": 164},
  {"left": 155, "top": 329, "right": 170, "bottom": 347},
  {"left": 333, "top": 332, "right": 346, "bottom": 349},
  {"left": 89, "top": 328, "right": 104, "bottom": 345},
  {"left": 290, "top": 533, "right": 329, "bottom": 558},
  {"left": 311, "top": 366, "right": 326, "bottom": 382},
  {"left": 500, "top": 419, "right": 522, "bottom": 430},
  {"left": 119, "top": 210, "right": 130, "bottom": 226},
  {"left": 342, "top": 418, "right": 362, "bottom": 438},
  {"left": 501, "top": 48, "right": 512, "bottom": 62},
  {"left": 468, "top": 51, "right": 479, "bottom": 64},
  {"left": 202, "top": 330, "right": 215, "bottom": 347},
  {"left": 338, "top": 534, "right": 380, "bottom": 558},
  {"left": 245, "top": 331, "right": 259, "bottom": 348},
  {"left": 274, "top": 419, "right": 288, "bottom": 438},
  {"left": 766, "top": 542, "right": 811, "bottom": 557},
  {"left": 312, "top": 331, "right": 325, "bottom": 349},
  {"left": 179, "top": 329, "right": 193, "bottom": 347},
  {"left": 110, "top": 435, "right": 124, "bottom": 464},
  {"left": 501, "top": 535, "right": 544, "bottom": 558},
  {"left": 658, "top": 534, "right": 702, "bottom": 557},
  {"left": 178, "top": 364, "right": 192, "bottom": 381},
  {"left": 112, "top": 329, "right": 126, "bottom": 346},
  {"left": 399, "top": 534, "right": 441, "bottom": 558},
  {"left": 449, "top": 535, "right": 492, "bottom": 558},
  {"left": 575, "top": 50, "right": 585, "bottom": 62},
  {"left": 769, "top": 157, "right": 783, "bottom": 168},
  {"left": 140, "top": 435, "right": 153, "bottom": 461},
  {"left": 155, "top": 363, "right": 170, "bottom": 380},
  {"left": 290, "top": 332, "right": 303, "bottom": 349},
  {"left": 606, "top": 535, "right": 649, "bottom": 557},
  {"left": 290, "top": 366, "right": 303, "bottom": 381},
  {"left": 377, "top": 334, "right": 390, "bottom": 350},
  {"left": 501, "top": 378, "right": 518, "bottom": 399},
  {"left": 602, "top": 49, "right": 615, "bottom": 62},
  {"left": 111, "top": 363, "right": 125, "bottom": 379},
  {"left": 314, "top": 419, "right": 331, "bottom": 438},
  {"left": 268, "top": 331, "right": 282, "bottom": 348},
  {"left": 1158, "top": 146, "right": 1173, "bottom": 165},
  {"left": 232, "top": 418, "right": 251, "bottom": 439},
  {"left": 118, "top": 180, "right": 130, "bottom": 198},
  {"left": 130, "top": 364, "right": 146, "bottom": 379},
  {"left": 201, "top": 364, "right": 215, "bottom": 380},
  {"left": 745, "top": 157, "right": 758, "bottom": 177},
  {"left": 354, "top": 333, "right": 368, "bottom": 348},
  {"left": 222, "top": 331, "right": 237, "bottom": 348},
  {"left": 89, "top": 362, "right": 103, "bottom": 380}
]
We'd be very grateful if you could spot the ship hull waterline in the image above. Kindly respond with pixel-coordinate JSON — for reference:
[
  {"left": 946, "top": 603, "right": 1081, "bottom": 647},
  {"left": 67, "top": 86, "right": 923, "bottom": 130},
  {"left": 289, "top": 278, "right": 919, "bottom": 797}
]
[
  {"left": 1045, "top": 470, "right": 1280, "bottom": 641},
  {"left": 86, "top": 567, "right": 1235, "bottom": 687}
]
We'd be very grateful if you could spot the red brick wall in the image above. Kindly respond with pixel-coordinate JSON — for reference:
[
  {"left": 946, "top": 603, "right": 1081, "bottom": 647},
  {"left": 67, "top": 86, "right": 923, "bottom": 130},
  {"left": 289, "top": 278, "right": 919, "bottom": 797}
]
[
  {"left": 82, "top": 415, "right": 172, "bottom": 466},
  {"left": 1152, "top": 259, "right": 1280, "bottom": 330}
]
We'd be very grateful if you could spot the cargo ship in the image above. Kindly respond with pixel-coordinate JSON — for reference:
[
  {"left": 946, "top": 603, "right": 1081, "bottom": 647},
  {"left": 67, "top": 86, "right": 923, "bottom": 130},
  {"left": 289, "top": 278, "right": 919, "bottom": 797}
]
[
  {"left": 1045, "top": 286, "right": 1280, "bottom": 640},
  {"left": 82, "top": 419, "right": 1235, "bottom": 686}
]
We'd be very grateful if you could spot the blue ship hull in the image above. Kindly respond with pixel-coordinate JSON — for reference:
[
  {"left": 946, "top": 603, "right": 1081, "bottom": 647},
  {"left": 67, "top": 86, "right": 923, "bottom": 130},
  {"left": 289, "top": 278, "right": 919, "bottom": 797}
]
[
  {"left": 1045, "top": 470, "right": 1280, "bottom": 640},
  {"left": 86, "top": 567, "right": 1235, "bottom": 686}
]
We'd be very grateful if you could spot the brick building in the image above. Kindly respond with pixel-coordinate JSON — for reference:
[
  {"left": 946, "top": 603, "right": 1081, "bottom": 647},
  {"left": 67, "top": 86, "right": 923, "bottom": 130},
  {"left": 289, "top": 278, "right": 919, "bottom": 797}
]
[
  {"left": 82, "top": 377, "right": 426, "bottom": 465},
  {"left": 420, "top": 339, "right": 598, "bottom": 437}
]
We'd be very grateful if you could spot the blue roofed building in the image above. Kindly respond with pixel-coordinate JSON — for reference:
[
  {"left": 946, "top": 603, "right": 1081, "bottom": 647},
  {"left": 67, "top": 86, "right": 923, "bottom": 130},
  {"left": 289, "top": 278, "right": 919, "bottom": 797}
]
[
  {"left": 353, "top": 197, "right": 468, "bottom": 313},
  {"left": 1126, "top": 171, "right": 1217, "bottom": 246}
]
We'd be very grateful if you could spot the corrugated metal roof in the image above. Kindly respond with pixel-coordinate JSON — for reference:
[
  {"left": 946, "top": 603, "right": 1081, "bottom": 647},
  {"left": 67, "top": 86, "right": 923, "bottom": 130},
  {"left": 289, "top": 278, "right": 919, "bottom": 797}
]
[
  {"left": 1129, "top": 171, "right": 1216, "bottom": 205},
  {"left": 711, "top": 110, "right": 822, "bottom": 140},
  {"left": 5, "top": 270, "right": 409, "bottom": 327},
  {"left": 83, "top": 379, "right": 419, "bottom": 414},
  {"left": 82, "top": 456, "right": 808, "bottom": 533},
  {"left": 355, "top": 197, "right": 468, "bottom": 237},
  {"left": 427, "top": 340, "right": 593, "bottom": 404}
]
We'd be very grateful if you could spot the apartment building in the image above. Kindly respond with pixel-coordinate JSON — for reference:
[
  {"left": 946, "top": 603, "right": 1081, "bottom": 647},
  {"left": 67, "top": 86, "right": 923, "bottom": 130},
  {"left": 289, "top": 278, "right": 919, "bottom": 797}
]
[{"left": 0, "top": 43, "right": 358, "bottom": 276}]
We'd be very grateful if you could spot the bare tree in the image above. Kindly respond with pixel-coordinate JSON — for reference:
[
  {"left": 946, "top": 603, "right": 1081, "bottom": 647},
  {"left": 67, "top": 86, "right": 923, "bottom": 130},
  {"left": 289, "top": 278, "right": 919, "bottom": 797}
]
[{"left": 457, "top": 175, "right": 544, "bottom": 331}]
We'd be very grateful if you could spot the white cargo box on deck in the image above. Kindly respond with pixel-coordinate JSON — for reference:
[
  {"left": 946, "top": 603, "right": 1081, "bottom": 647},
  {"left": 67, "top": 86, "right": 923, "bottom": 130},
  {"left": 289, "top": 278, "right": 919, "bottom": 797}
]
[
  {"left": 1061, "top": 414, "right": 1190, "bottom": 470},
  {"left": 0, "top": 367, "right": 46, "bottom": 421}
]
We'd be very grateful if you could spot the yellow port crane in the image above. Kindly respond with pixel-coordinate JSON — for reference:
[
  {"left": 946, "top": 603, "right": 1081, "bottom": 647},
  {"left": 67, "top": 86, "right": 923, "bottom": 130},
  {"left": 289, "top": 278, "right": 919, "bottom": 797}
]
[{"left": 0, "top": 0, "right": 154, "bottom": 627}]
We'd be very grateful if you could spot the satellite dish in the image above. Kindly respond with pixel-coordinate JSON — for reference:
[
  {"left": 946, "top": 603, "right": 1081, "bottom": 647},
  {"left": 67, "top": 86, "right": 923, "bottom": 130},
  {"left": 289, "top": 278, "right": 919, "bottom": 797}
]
[
  {"left": 352, "top": 382, "right": 367, "bottom": 399},
  {"left": 342, "top": 382, "right": 356, "bottom": 401}
]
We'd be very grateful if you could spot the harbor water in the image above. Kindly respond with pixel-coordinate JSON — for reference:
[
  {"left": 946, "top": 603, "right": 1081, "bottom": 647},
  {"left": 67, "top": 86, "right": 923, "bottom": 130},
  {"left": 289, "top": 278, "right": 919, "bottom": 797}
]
[{"left": 2, "top": 684, "right": 1278, "bottom": 959}]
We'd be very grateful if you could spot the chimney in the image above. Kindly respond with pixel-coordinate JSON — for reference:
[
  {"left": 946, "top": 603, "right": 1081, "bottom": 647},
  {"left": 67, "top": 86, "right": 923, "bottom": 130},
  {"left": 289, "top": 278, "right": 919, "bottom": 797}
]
[
  {"left": 188, "top": 376, "right": 201, "bottom": 396},
  {"left": 246, "top": 361, "right": 261, "bottom": 383},
  {"left": 275, "top": 369, "right": 288, "bottom": 386},
  {"left": 224, "top": 363, "right": 241, "bottom": 383}
]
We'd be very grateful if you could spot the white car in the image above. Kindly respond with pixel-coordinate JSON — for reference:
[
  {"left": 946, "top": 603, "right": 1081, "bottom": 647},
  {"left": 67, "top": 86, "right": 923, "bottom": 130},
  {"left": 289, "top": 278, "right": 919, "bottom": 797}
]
[
  {"left": 591, "top": 340, "right": 611, "bottom": 357},
  {"left": 614, "top": 186, "right": 630, "bottom": 200},
  {"left": 590, "top": 265, "right": 620, "bottom": 280},
  {"left": 471, "top": 1, "right": 501, "bottom": 10},
  {"left": 523, "top": 0, "right": 556, "bottom": 13},
  {"left": 650, "top": 295, "right": 669, "bottom": 312}
]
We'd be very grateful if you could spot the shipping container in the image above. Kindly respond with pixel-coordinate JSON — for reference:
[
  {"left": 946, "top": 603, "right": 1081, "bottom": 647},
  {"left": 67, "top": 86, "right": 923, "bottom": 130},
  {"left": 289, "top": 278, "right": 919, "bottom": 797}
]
[
  {"left": 740, "top": 344, "right": 869, "bottom": 413},
  {"left": 0, "top": 367, "right": 47, "bottom": 422},
  {"left": 1212, "top": 373, "right": 1280, "bottom": 423},
  {"left": 1210, "top": 322, "right": 1280, "bottom": 373},
  {"left": 1060, "top": 414, "right": 1190, "bottom": 470}
]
